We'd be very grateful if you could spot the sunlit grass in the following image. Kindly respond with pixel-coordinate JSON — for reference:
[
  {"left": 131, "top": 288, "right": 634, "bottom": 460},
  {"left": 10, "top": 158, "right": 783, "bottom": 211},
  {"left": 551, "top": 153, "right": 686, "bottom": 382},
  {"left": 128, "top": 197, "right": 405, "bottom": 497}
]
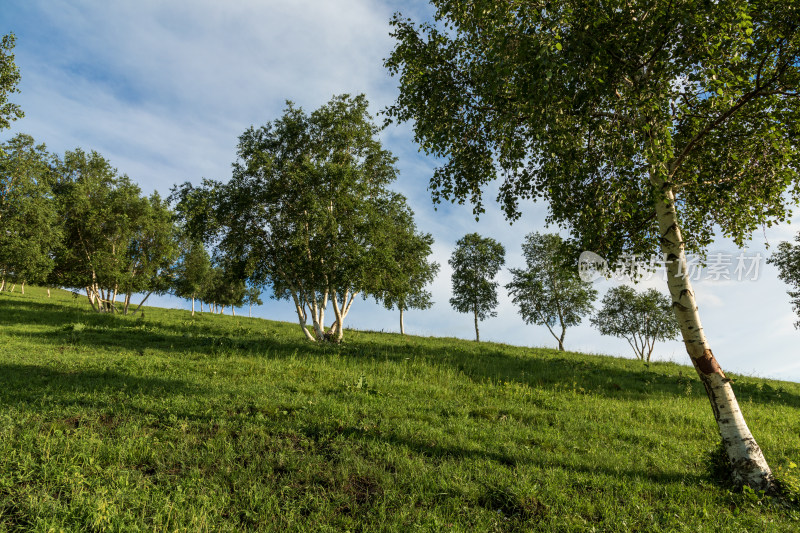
[{"left": 1, "top": 286, "right": 799, "bottom": 531}]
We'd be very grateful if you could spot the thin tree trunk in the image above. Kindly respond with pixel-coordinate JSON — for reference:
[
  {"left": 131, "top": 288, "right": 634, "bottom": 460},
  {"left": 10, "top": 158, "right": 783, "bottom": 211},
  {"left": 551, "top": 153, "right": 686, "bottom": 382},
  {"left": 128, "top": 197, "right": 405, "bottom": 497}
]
[
  {"left": 400, "top": 307, "right": 405, "bottom": 335},
  {"left": 191, "top": 296, "right": 195, "bottom": 317},
  {"left": 652, "top": 171, "right": 772, "bottom": 490},
  {"left": 20, "top": 281, "right": 24, "bottom": 295},
  {"left": 10, "top": 284, "right": 15, "bottom": 293},
  {"left": 473, "top": 308, "right": 480, "bottom": 342},
  {"left": 47, "top": 289, "right": 51, "bottom": 298},
  {"left": 291, "top": 291, "right": 316, "bottom": 341},
  {"left": 558, "top": 326, "right": 566, "bottom": 351},
  {"left": 123, "top": 293, "right": 131, "bottom": 315},
  {"left": 131, "top": 291, "right": 153, "bottom": 315},
  {"left": 86, "top": 287, "right": 99, "bottom": 312},
  {"left": 0, "top": 278, "right": 4, "bottom": 292},
  {"left": 232, "top": 307, "right": 236, "bottom": 317}
]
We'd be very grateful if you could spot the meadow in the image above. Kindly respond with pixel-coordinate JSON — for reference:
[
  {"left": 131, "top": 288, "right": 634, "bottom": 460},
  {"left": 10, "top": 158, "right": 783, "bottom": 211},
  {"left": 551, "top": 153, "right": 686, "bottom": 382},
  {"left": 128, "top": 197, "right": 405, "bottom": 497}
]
[{"left": 1, "top": 286, "right": 799, "bottom": 531}]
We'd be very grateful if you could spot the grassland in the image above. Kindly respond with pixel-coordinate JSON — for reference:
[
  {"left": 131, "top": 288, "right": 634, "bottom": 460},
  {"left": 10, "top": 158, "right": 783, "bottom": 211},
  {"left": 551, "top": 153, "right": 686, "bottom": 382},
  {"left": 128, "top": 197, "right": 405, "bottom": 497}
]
[{"left": 1, "top": 286, "right": 799, "bottom": 531}]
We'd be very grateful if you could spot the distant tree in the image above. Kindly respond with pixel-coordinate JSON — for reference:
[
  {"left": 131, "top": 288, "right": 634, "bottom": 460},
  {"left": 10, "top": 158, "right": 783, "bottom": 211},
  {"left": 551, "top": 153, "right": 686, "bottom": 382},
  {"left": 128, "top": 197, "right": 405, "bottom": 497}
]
[
  {"left": 449, "top": 233, "right": 505, "bottom": 342},
  {"left": 385, "top": 0, "right": 800, "bottom": 489},
  {"left": 119, "top": 193, "right": 180, "bottom": 315},
  {"left": 201, "top": 265, "right": 246, "bottom": 315},
  {"left": 173, "top": 240, "right": 212, "bottom": 316},
  {"left": 371, "top": 201, "right": 439, "bottom": 335},
  {"left": 768, "top": 232, "right": 800, "bottom": 329},
  {"left": 0, "top": 134, "right": 61, "bottom": 292},
  {"left": 173, "top": 94, "right": 413, "bottom": 342},
  {"left": 243, "top": 286, "right": 263, "bottom": 318},
  {"left": 506, "top": 233, "right": 597, "bottom": 351},
  {"left": 0, "top": 33, "right": 23, "bottom": 134},
  {"left": 591, "top": 286, "right": 680, "bottom": 363}
]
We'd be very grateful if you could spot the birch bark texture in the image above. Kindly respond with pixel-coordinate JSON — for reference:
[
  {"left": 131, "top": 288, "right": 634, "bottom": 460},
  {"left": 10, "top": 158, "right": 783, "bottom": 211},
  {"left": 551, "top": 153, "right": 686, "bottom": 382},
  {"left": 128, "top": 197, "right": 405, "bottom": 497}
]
[{"left": 386, "top": 0, "right": 800, "bottom": 489}]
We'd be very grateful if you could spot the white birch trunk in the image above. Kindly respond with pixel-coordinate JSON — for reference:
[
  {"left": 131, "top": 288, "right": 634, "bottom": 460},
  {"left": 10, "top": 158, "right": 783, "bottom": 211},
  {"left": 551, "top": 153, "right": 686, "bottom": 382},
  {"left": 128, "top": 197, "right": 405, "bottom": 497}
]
[
  {"left": 400, "top": 307, "right": 405, "bottom": 335},
  {"left": 20, "top": 282, "right": 24, "bottom": 295},
  {"left": 291, "top": 291, "right": 316, "bottom": 341},
  {"left": 47, "top": 289, "right": 51, "bottom": 298},
  {"left": 191, "top": 296, "right": 195, "bottom": 317},
  {"left": 652, "top": 173, "right": 772, "bottom": 490},
  {"left": 0, "top": 278, "right": 4, "bottom": 291}
]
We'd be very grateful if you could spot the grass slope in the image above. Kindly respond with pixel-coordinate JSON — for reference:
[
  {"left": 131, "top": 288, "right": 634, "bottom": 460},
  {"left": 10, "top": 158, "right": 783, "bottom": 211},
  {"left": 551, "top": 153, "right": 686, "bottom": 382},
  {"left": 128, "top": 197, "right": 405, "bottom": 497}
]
[{"left": 1, "top": 286, "right": 799, "bottom": 532}]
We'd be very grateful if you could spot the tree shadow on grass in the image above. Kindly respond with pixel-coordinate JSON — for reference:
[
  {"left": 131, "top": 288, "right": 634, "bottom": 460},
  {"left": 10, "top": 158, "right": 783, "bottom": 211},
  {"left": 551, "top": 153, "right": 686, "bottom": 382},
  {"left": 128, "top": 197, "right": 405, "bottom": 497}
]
[
  {"left": 5, "top": 295, "right": 800, "bottom": 410},
  {"left": 297, "top": 419, "right": 710, "bottom": 489},
  {"left": 0, "top": 362, "right": 204, "bottom": 410}
]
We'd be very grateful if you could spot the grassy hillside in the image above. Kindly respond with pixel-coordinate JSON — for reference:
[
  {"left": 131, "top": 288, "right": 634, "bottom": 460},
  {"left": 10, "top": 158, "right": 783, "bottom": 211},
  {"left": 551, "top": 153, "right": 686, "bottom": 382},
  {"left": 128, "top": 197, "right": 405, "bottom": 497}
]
[{"left": 1, "top": 286, "right": 799, "bottom": 531}]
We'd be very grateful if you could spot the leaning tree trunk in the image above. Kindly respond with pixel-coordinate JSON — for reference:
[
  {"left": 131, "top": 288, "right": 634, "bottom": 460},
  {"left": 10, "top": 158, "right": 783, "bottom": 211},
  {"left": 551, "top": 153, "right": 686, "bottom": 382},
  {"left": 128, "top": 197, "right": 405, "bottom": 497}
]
[
  {"left": 653, "top": 176, "right": 772, "bottom": 490},
  {"left": 473, "top": 308, "right": 480, "bottom": 342}
]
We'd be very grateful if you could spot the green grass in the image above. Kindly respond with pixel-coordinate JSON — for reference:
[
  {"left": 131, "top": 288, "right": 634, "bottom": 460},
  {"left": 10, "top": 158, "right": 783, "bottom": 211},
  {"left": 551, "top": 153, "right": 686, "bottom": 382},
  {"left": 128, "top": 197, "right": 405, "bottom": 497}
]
[{"left": 1, "top": 286, "right": 800, "bottom": 531}]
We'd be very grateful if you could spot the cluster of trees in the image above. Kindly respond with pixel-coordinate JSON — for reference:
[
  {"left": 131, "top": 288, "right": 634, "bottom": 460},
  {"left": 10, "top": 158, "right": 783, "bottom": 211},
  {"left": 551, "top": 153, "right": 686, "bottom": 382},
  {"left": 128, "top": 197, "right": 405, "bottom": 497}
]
[
  {"left": 171, "top": 95, "right": 439, "bottom": 342},
  {"left": 0, "top": 136, "right": 182, "bottom": 313},
  {"left": 448, "top": 231, "right": 679, "bottom": 362}
]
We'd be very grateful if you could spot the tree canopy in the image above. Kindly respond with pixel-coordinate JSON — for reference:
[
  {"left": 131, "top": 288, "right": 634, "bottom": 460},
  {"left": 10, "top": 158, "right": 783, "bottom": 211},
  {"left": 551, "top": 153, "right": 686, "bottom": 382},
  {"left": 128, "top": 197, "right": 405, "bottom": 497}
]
[
  {"left": 386, "top": 0, "right": 799, "bottom": 489},
  {"left": 0, "top": 33, "right": 23, "bottom": 133},
  {"left": 506, "top": 232, "right": 597, "bottom": 351},
  {"left": 173, "top": 94, "right": 419, "bottom": 342},
  {"left": 768, "top": 232, "right": 800, "bottom": 329},
  {"left": 591, "top": 285, "right": 680, "bottom": 362},
  {"left": 370, "top": 203, "right": 439, "bottom": 335},
  {"left": 449, "top": 233, "right": 505, "bottom": 342},
  {"left": 0, "top": 134, "right": 60, "bottom": 289}
]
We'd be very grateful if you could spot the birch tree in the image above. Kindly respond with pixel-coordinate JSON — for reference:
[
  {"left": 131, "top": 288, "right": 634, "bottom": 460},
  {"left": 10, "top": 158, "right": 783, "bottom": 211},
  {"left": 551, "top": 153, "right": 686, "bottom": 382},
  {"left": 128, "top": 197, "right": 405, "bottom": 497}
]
[
  {"left": 173, "top": 240, "right": 212, "bottom": 316},
  {"left": 506, "top": 233, "right": 597, "bottom": 351},
  {"left": 386, "top": 0, "right": 799, "bottom": 489},
  {"left": 591, "top": 286, "right": 680, "bottom": 362},
  {"left": 449, "top": 233, "right": 505, "bottom": 342},
  {"left": 0, "top": 134, "right": 61, "bottom": 291},
  {"left": 118, "top": 193, "right": 180, "bottom": 315},
  {"left": 52, "top": 149, "right": 158, "bottom": 313},
  {"left": 0, "top": 33, "right": 23, "bottom": 134},
  {"left": 768, "top": 232, "right": 800, "bottom": 328},
  {"left": 371, "top": 201, "right": 439, "bottom": 335},
  {"left": 173, "top": 94, "right": 409, "bottom": 342}
]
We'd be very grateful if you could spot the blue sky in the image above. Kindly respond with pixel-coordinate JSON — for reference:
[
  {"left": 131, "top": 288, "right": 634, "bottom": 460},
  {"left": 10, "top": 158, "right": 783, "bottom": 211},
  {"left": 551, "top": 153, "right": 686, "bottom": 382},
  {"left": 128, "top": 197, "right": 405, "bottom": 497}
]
[{"left": 3, "top": 0, "right": 799, "bottom": 380}]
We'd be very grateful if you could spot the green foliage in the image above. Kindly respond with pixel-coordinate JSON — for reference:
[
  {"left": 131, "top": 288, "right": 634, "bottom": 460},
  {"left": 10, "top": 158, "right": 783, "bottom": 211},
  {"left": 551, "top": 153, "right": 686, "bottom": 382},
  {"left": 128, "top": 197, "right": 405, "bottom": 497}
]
[
  {"left": 768, "top": 232, "right": 800, "bottom": 328},
  {"left": 172, "top": 239, "right": 212, "bottom": 304},
  {"left": 591, "top": 286, "right": 681, "bottom": 362},
  {"left": 0, "top": 134, "right": 61, "bottom": 287},
  {"left": 2, "top": 286, "right": 800, "bottom": 530},
  {"left": 370, "top": 202, "right": 439, "bottom": 319},
  {"left": 173, "top": 94, "right": 422, "bottom": 341},
  {"left": 0, "top": 33, "right": 23, "bottom": 133},
  {"left": 449, "top": 233, "right": 505, "bottom": 341},
  {"left": 51, "top": 148, "right": 179, "bottom": 312},
  {"left": 506, "top": 232, "right": 597, "bottom": 351},
  {"left": 385, "top": 0, "right": 800, "bottom": 261}
]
